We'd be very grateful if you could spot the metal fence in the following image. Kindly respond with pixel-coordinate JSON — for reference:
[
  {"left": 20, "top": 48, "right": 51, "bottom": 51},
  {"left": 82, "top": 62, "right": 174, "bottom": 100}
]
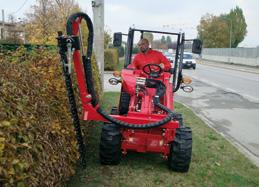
[{"left": 202, "top": 48, "right": 259, "bottom": 58}]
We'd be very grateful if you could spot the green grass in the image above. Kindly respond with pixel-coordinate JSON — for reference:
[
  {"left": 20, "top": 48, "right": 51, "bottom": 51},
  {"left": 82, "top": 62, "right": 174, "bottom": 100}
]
[{"left": 67, "top": 92, "right": 259, "bottom": 187}]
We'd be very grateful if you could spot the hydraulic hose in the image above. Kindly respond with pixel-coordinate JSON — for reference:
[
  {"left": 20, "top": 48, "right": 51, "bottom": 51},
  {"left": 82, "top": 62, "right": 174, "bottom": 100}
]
[
  {"left": 98, "top": 75, "right": 182, "bottom": 129},
  {"left": 66, "top": 12, "right": 98, "bottom": 107},
  {"left": 97, "top": 103, "right": 175, "bottom": 129},
  {"left": 65, "top": 12, "right": 180, "bottom": 130},
  {"left": 95, "top": 78, "right": 178, "bottom": 129}
]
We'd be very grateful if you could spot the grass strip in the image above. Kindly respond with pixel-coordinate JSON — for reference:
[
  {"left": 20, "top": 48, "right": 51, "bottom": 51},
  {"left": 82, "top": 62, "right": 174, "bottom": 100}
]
[{"left": 68, "top": 92, "right": 259, "bottom": 187}]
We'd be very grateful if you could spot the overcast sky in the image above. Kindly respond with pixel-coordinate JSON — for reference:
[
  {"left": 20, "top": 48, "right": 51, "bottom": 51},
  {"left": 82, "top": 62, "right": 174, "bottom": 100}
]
[{"left": 1, "top": 0, "right": 259, "bottom": 47}]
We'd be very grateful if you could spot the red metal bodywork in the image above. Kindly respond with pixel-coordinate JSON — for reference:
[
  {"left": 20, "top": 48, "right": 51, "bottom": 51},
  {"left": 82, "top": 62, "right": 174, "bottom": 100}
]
[{"left": 71, "top": 18, "right": 179, "bottom": 157}]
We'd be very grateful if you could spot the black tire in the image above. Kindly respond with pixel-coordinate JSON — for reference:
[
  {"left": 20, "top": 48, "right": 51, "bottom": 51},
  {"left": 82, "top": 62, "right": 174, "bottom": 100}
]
[
  {"left": 110, "top": 106, "right": 119, "bottom": 115},
  {"left": 193, "top": 65, "right": 196, "bottom": 70},
  {"left": 99, "top": 123, "right": 122, "bottom": 165},
  {"left": 118, "top": 91, "right": 130, "bottom": 115},
  {"left": 168, "top": 127, "right": 192, "bottom": 172}
]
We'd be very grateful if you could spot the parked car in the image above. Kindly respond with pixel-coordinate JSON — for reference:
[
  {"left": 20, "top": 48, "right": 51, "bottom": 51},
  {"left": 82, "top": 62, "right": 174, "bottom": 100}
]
[
  {"left": 163, "top": 51, "right": 174, "bottom": 63},
  {"left": 182, "top": 52, "right": 196, "bottom": 69}
]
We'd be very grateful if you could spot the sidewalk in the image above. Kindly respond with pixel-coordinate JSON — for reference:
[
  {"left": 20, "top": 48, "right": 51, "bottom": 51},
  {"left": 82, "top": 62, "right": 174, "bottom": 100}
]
[
  {"left": 104, "top": 71, "right": 121, "bottom": 92},
  {"left": 199, "top": 59, "right": 259, "bottom": 74}
]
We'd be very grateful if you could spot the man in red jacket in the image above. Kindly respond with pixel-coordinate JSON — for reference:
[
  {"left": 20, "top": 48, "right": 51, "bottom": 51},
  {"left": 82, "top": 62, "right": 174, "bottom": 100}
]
[{"left": 128, "top": 38, "right": 171, "bottom": 71}]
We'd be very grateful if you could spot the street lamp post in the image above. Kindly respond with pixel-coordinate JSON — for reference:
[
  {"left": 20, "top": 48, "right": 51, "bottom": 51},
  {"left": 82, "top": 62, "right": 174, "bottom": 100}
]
[
  {"left": 223, "top": 17, "right": 232, "bottom": 48},
  {"left": 229, "top": 19, "right": 232, "bottom": 48},
  {"left": 222, "top": 17, "right": 233, "bottom": 48}
]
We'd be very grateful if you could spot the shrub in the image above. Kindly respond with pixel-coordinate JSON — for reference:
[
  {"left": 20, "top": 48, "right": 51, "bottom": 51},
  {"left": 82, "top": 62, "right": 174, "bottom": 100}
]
[
  {"left": 0, "top": 47, "right": 101, "bottom": 186},
  {"left": 117, "top": 46, "right": 125, "bottom": 57},
  {"left": 104, "top": 48, "right": 119, "bottom": 71}
]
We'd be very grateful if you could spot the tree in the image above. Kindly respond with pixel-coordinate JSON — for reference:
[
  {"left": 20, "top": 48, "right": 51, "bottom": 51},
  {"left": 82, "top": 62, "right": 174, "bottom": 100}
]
[
  {"left": 161, "top": 35, "right": 166, "bottom": 44},
  {"left": 151, "top": 39, "right": 161, "bottom": 49},
  {"left": 54, "top": 0, "right": 81, "bottom": 31},
  {"left": 197, "top": 6, "right": 247, "bottom": 48},
  {"left": 166, "top": 36, "right": 172, "bottom": 44},
  {"left": 220, "top": 6, "right": 247, "bottom": 48},
  {"left": 25, "top": 0, "right": 80, "bottom": 44},
  {"left": 116, "top": 46, "right": 125, "bottom": 57},
  {"left": 197, "top": 14, "right": 228, "bottom": 48},
  {"left": 104, "top": 30, "right": 111, "bottom": 49},
  {"left": 143, "top": 32, "right": 153, "bottom": 44}
]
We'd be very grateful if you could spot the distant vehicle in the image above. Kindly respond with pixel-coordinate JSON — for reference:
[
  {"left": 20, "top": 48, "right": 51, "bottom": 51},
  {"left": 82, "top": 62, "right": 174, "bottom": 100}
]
[
  {"left": 182, "top": 52, "right": 196, "bottom": 69},
  {"left": 163, "top": 51, "right": 174, "bottom": 63}
]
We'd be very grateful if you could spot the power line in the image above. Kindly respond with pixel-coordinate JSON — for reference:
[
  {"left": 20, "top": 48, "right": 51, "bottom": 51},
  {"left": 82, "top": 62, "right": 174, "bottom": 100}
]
[{"left": 11, "top": 0, "right": 29, "bottom": 15}]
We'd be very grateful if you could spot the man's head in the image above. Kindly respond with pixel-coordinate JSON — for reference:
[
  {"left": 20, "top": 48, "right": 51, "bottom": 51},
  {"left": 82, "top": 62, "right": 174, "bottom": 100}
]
[{"left": 138, "top": 38, "right": 150, "bottom": 53}]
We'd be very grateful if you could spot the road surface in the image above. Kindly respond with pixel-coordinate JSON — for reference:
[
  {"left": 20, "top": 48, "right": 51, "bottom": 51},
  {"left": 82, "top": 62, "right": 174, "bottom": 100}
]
[{"left": 176, "top": 63, "right": 259, "bottom": 166}]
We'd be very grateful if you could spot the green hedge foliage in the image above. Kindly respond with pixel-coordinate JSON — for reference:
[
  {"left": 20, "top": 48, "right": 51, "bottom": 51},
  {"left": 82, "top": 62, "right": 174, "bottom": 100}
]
[
  {"left": 0, "top": 43, "right": 56, "bottom": 53},
  {"left": 0, "top": 46, "right": 101, "bottom": 186},
  {"left": 104, "top": 48, "right": 119, "bottom": 71}
]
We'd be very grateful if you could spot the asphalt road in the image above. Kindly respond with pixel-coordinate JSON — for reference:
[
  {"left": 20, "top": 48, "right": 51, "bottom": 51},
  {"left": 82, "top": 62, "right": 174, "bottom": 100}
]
[
  {"left": 176, "top": 63, "right": 259, "bottom": 166},
  {"left": 104, "top": 63, "right": 259, "bottom": 166},
  {"left": 181, "top": 63, "right": 259, "bottom": 102}
]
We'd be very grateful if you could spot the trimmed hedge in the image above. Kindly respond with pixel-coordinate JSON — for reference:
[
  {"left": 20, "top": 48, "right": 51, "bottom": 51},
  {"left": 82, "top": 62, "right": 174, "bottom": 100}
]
[
  {"left": 0, "top": 43, "right": 56, "bottom": 53},
  {"left": 104, "top": 48, "right": 119, "bottom": 71},
  {"left": 0, "top": 46, "right": 101, "bottom": 186}
]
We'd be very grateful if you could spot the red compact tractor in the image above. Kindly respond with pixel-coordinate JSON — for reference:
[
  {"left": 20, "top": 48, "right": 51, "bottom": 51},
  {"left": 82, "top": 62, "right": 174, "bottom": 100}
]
[{"left": 57, "top": 12, "right": 202, "bottom": 172}]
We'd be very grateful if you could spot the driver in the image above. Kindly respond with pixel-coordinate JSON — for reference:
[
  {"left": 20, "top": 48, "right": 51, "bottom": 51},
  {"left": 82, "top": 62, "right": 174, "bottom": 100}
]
[{"left": 127, "top": 38, "right": 171, "bottom": 71}]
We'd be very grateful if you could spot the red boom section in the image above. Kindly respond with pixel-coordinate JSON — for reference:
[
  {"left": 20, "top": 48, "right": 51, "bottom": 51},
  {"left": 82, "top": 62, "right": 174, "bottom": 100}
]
[{"left": 70, "top": 17, "right": 106, "bottom": 121}]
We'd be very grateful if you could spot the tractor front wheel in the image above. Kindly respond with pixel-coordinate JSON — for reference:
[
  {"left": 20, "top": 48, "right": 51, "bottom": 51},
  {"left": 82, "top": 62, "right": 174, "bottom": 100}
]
[
  {"left": 99, "top": 123, "right": 122, "bottom": 165},
  {"left": 168, "top": 127, "right": 192, "bottom": 172}
]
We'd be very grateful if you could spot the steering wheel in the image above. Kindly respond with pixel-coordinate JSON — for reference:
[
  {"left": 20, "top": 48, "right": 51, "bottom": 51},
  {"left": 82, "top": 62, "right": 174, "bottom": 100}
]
[{"left": 142, "top": 64, "right": 162, "bottom": 78}]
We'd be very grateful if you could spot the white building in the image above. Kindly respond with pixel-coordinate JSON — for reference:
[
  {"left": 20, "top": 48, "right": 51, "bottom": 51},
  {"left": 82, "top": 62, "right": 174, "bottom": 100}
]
[{"left": 0, "top": 21, "right": 25, "bottom": 43}]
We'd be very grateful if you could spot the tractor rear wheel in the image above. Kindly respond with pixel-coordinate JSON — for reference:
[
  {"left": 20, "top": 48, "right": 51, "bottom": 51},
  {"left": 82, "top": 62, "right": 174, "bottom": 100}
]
[
  {"left": 118, "top": 91, "right": 130, "bottom": 115},
  {"left": 99, "top": 123, "right": 122, "bottom": 165},
  {"left": 168, "top": 127, "right": 192, "bottom": 172}
]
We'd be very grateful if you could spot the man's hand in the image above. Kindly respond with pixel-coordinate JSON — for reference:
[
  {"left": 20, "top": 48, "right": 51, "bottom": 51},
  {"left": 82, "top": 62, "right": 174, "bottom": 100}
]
[
  {"left": 113, "top": 71, "right": 121, "bottom": 77},
  {"left": 159, "top": 63, "right": 165, "bottom": 69},
  {"left": 182, "top": 76, "right": 192, "bottom": 84}
]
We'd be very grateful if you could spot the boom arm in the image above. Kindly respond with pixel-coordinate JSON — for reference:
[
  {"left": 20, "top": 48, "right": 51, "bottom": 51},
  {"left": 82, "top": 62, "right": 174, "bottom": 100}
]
[{"left": 57, "top": 12, "right": 184, "bottom": 166}]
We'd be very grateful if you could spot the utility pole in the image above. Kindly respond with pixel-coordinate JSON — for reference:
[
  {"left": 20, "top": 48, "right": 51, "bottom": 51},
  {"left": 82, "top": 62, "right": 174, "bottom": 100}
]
[
  {"left": 1, "top": 9, "right": 6, "bottom": 40},
  {"left": 92, "top": 0, "right": 104, "bottom": 90}
]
